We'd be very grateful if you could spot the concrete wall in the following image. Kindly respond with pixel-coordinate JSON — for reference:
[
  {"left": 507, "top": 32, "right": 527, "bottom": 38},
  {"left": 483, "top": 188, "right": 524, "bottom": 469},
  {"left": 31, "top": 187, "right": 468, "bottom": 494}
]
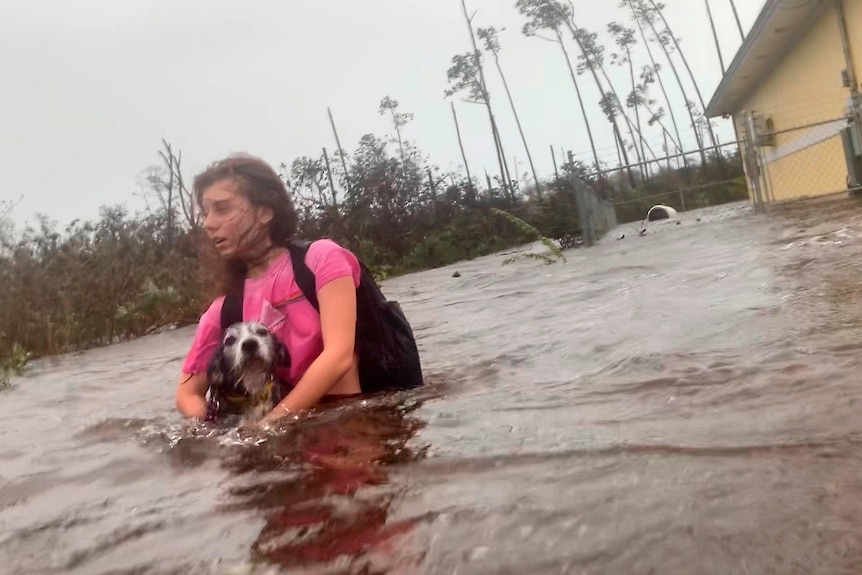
[{"left": 732, "top": 2, "right": 857, "bottom": 203}]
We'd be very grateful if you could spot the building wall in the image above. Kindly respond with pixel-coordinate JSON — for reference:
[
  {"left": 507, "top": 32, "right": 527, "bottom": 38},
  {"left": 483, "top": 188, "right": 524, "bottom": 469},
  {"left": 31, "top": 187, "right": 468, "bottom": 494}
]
[
  {"left": 845, "top": 0, "right": 862, "bottom": 75},
  {"left": 731, "top": 2, "right": 857, "bottom": 203}
]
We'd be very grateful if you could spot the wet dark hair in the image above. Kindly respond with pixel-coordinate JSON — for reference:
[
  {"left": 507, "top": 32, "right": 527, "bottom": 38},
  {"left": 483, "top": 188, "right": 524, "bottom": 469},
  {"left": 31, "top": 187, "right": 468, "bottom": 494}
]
[{"left": 193, "top": 153, "right": 298, "bottom": 297}]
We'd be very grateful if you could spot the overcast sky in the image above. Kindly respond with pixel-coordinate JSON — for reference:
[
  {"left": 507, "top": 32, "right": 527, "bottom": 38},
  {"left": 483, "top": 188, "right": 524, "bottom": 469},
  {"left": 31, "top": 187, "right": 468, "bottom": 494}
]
[{"left": 0, "top": 0, "right": 765, "bottom": 230}]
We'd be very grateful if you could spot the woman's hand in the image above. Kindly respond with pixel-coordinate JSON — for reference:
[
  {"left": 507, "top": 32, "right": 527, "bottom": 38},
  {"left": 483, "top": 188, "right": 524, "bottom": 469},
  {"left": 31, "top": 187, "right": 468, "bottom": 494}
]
[
  {"left": 175, "top": 371, "right": 210, "bottom": 420},
  {"left": 266, "top": 275, "right": 359, "bottom": 420}
]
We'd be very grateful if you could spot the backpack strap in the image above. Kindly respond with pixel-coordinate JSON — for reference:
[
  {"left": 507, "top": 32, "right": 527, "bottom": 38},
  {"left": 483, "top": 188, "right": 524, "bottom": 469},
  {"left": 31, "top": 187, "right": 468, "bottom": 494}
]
[
  {"left": 221, "top": 284, "right": 244, "bottom": 331},
  {"left": 220, "top": 242, "right": 313, "bottom": 331},
  {"left": 286, "top": 241, "right": 319, "bottom": 312},
  {"left": 284, "top": 239, "right": 424, "bottom": 394}
]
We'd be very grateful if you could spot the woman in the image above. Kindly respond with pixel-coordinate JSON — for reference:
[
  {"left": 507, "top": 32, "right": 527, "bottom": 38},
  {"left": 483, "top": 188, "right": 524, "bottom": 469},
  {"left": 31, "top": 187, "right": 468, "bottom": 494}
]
[{"left": 174, "top": 153, "right": 362, "bottom": 424}]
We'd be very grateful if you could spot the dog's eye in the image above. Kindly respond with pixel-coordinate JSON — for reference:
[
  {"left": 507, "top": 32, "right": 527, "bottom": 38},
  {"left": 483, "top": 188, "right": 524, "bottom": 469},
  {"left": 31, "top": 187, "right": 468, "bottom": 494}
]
[
  {"left": 224, "top": 335, "right": 237, "bottom": 346},
  {"left": 255, "top": 327, "right": 269, "bottom": 337}
]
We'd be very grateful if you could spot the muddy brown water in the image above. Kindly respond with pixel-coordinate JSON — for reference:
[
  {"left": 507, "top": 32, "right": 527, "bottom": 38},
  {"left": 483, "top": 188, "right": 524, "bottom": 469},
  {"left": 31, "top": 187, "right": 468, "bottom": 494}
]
[{"left": 5, "top": 197, "right": 862, "bottom": 574}]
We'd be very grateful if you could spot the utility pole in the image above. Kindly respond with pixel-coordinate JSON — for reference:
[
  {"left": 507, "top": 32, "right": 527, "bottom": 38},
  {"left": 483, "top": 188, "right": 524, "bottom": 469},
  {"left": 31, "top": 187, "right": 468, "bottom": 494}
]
[{"left": 705, "top": 0, "right": 726, "bottom": 76}]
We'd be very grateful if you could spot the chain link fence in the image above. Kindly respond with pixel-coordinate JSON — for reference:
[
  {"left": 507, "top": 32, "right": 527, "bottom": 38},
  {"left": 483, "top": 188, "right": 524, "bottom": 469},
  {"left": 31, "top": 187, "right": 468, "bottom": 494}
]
[
  {"left": 738, "top": 104, "right": 862, "bottom": 211},
  {"left": 743, "top": 113, "right": 855, "bottom": 209},
  {"left": 559, "top": 101, "right": 862, "bottom": 246},
  {"left": 565, "top": 141, "right": 749, "bottom": 243},
  {"left": 606, "top": 142, "right": 749, "bottom": 226},
  {"left": 570, "top": 173, "right": 618, "bottom": 247}
]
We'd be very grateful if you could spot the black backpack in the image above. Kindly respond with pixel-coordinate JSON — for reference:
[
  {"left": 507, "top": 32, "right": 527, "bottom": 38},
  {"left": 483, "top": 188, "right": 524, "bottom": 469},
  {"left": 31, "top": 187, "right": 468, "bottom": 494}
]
[{"left": 220, "top": 239, "right": 424, "bottom": 394}]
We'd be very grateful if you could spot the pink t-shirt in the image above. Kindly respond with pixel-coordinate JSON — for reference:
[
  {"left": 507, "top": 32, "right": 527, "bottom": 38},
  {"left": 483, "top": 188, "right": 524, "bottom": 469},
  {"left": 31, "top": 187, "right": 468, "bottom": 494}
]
[{"left": 181, "top": 239, "right": 361, "bottom": 386}]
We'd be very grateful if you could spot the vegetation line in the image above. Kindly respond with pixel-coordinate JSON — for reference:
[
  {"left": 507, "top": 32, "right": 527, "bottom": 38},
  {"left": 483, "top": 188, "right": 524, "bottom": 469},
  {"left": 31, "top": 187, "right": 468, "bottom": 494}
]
[{"left": 0, "top": 0, "right": 750, "bottom": 368}]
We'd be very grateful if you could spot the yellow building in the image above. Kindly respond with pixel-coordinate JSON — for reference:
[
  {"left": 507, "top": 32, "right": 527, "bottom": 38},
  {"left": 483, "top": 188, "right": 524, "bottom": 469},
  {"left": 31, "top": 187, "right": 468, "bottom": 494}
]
[{"left": 706, "top": 0, "right": 862, "bottom": 206}]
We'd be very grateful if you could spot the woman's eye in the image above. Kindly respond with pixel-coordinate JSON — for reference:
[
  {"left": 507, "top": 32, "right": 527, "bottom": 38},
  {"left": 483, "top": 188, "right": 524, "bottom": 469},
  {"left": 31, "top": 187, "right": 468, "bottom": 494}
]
[
  {"left": 203, "top": 202, "right": 231, "bottom": 217},
  {"left": 213, "top": 202, "right": 232, "bottom": 215},
  {"left": 224, "top": 336, "right": 237, "bottom": 346}
]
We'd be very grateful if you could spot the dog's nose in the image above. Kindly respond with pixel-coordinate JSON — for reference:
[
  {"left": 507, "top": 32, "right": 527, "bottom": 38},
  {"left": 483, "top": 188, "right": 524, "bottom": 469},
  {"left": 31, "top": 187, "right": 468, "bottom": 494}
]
[{"left": 241, "top": 339, "right": 259, "bottom": 354}]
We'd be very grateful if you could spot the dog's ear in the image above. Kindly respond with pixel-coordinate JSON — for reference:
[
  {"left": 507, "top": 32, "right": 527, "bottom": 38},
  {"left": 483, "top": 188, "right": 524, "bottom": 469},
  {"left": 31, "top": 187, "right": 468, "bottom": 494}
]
[
  {"left": 274, "top": 339, "right": 291, "bottom": 369},
  {"left": 206, "top": 347, "right": 228, "bottom": 388}
]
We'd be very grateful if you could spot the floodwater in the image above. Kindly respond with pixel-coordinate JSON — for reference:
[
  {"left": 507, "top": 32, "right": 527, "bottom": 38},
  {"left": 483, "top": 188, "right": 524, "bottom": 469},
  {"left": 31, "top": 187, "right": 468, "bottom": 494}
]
[{"left": 5, "top": 196, "right": 862, "bottom": 574}]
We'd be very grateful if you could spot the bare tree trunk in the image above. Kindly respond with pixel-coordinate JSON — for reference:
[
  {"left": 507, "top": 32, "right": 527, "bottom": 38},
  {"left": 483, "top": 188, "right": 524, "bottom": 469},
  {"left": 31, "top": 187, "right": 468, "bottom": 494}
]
[
  {"left": 576, "top": 26, "right": 660, "bottom": 176},
  {"left": 389, "top": 110, "right": 406, "bottom": 163},
  {"left": 626, "top": 2, "right": 688, "bottom": 167},
  {"left": 729, "top": 0, "right": 745, "bottom": 41},
  {"left": 646, "top": 0, "right": 719, "bottom": 148},
  {"left": 597, "top": 63, "right": 661, "bottom": 171},
  {"left": 556, "top": 30, "right": 604, "bottom": 176},
  {"left": 321, "top": 147, "right": 339, "bottom": 208},
  {"left": 460, "top": 0, "right": 511, "bottom": 199},
  {"left": 156, "top": 140, "right": 177, "bottom": 247},
  {"left": 612, "top": 122, "right": 631, "bottom": 187},
  {"left": 553, "top": 17, "right": 633, "bottom": 181},
  {"left": 451, "top": 102, "right": 474, "bottom": 188},
  {"left": 637, "top": 4, "right": 707, "bottom": 166},
  {"left": 705, "top": 0, "right": 726, "bottom": 75},
  {"left": 560, "top": 18, "right": 650, "bottom": 161},
  {"left": 494, "top": 121, "right": 515, "bottom": 200},
  {"left": 320, "top": 147, "right": 360, "bottom": 252},
  {"left": 626, "top": 45, "right": 648, "bottom": 179},
  {"left": 663, "top": 131, "right": 672, "bottom": 171},
  {"left": 327, "top": 107, "right": 352, "bottom": 192},
  {"left": 639, "top": 99, "right": 681, "bottom": 161},
  {"left": 427, "top": 169, "right": 437, "bottom": 200},
  {"left": 490, "top": 49, "right": 542, "bottom": 198},
  {"left": 558, "top": 16, "right": 642, "bottom": 184},
  {"left": 158, "top": 140, "right": 197, "bottom": 230},
  {"left": 551, "top": 144, "right": 560, "bottom": 182}
]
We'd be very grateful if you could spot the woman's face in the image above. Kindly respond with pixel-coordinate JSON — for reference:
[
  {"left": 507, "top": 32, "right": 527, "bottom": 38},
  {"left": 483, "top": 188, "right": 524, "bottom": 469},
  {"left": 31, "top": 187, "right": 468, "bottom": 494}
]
[{"left": 200, "top": 179, "right": 273, "bottom": 259}]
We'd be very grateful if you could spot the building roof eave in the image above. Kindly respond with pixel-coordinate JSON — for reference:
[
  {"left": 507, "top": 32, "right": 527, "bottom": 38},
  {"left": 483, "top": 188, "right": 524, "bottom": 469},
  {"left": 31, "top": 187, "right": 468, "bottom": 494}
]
[{"left": 705, "top": 0, "right": 831, "bottom": 118}]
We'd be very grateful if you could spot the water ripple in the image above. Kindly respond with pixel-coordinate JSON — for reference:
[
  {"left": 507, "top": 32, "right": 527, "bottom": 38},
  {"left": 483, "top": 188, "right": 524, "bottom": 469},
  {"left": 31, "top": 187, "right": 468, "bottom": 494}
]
[{"left": 7, "top": 200, "right": 862, "bottom": 573}]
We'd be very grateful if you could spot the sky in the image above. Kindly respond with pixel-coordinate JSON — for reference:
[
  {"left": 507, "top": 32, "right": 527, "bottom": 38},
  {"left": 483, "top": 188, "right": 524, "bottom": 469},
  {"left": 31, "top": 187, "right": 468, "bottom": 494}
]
[{"left": 0, "top": 0, "right": 766, "bottom": 230}]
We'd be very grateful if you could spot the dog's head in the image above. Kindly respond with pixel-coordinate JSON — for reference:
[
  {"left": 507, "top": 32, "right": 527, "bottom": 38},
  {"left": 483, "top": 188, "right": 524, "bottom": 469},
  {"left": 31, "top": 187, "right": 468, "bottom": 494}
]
[{"left": 207, "top": 321, "right": 290, "bottom": 396}]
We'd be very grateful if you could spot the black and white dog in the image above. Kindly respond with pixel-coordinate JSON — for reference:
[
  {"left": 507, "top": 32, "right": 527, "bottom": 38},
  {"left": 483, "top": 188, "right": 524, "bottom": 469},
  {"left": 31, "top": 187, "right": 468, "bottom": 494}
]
[{"left": 206, "top": 321, "right": 290, "bottom": 424}]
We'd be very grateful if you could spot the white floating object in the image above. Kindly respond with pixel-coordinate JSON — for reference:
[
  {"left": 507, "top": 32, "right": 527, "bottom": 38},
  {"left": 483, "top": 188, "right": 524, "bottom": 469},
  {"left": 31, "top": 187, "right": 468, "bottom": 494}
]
[{"left": 646, "top": 204, "right": 679, "bottom": 222}]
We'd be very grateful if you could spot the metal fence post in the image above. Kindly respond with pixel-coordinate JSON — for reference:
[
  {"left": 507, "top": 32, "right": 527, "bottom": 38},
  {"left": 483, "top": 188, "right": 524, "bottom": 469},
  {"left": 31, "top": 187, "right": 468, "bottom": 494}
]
[
  {"left": 568, "top": 150, "right": 593, "bottom": 247},
  {"left": 745, "top": 110, "right": 767, "bottom": 213}
]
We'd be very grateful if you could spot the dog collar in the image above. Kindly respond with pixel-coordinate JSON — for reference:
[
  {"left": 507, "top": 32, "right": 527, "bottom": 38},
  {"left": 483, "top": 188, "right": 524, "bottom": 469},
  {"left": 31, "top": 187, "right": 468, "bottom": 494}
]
[
  {"left": 219, "top": 379, "right": 277, "bottom": 409},
  {"left": 258, "top": 379, "right": 275, "bottom": 403}
]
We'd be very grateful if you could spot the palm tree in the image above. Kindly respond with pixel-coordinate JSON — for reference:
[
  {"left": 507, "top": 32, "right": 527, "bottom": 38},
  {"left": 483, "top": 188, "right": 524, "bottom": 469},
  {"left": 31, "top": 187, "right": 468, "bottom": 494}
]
[
  {"left": 478, "top": 26, "right": 542, "bottom": 197},
  {"left": 450, "top": 0, "right": 512, "bottom": 198},
  {"left": 608, "top": 22, "right": 647, "bottom": 177},
  {"left": 516, "top": 0, "right": 606, "bottom": 175},
  {"left": 635, "top": 66, "right": 684, "bottom": 163},
  {"left": 519, "top": 0, "right": 649, "bottom": 185},
  {"left": 572, "top": 25, "right": 646, "bottom": 173},
  {"left": 627, "top": 0, "right": 707, "bottom": 165},
  {"left": 378, "top": 96, "right": 413, "bottom": 163},
  {"left": 645, "top": 0, "right": 720, "bottom": 150},
  {"left": 572, "top": 20, "right": 667, "bottom": 178},
  {"left": 619, "top": 0, "right": 688, "bottom": 167}
]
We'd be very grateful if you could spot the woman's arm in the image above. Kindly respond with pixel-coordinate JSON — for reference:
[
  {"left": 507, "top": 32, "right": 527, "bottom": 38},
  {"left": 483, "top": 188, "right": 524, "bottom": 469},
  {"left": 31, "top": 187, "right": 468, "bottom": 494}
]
[
  {"left": 264, "top": 275, "right": 357, "bottom": 421},
  {"left": 175, "top": 371, "right": 210, "bottom": 419},
  {"left": 175, "top": 302, "right": 222, "bottom": 420}
]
